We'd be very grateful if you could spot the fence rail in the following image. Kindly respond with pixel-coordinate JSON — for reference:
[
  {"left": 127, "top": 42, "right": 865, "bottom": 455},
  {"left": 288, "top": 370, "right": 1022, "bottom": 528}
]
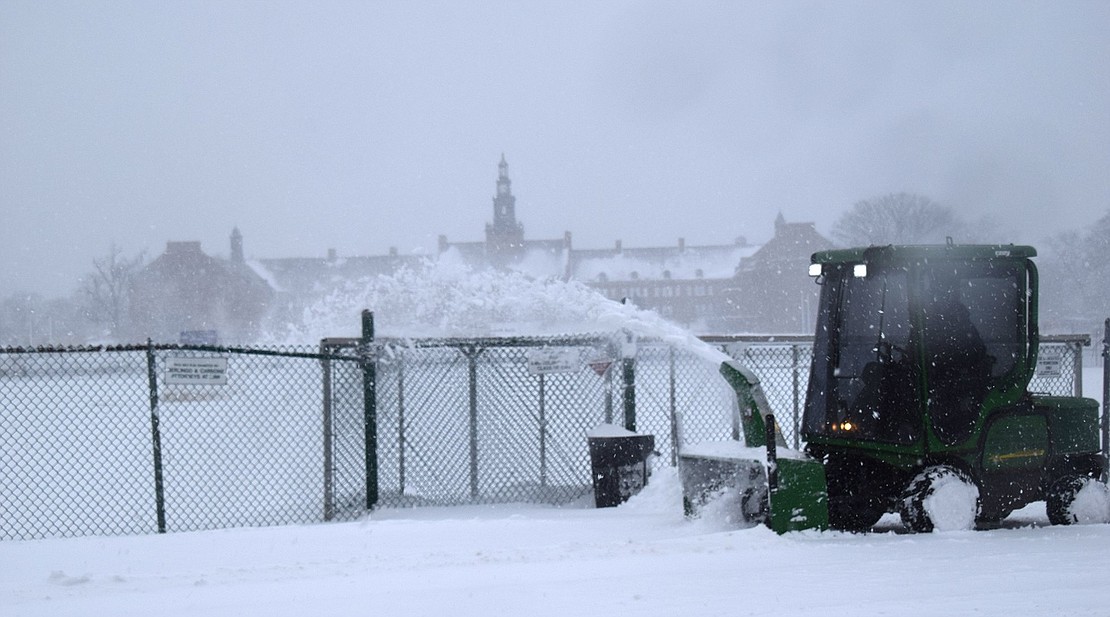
[{"left": 1, "top": 331, "right": 1093, "bottom": 540}]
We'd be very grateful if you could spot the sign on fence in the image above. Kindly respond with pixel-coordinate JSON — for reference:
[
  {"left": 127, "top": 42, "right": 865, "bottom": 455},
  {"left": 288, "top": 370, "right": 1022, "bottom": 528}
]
[
  {"left": 527, "top": 348, "right": 581, "bottom": 375},
  {"left": 588, "top": 357, "right": 614, "bottom": 377},
  {"left": 165, "top": 356, "right": 228, "bottom": 385},
  {"left": 1036, "top": 346, "right": 1063, "bottom": 378}
]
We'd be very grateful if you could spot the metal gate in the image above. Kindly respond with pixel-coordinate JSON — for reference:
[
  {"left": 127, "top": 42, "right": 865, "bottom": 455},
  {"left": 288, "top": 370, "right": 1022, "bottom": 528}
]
[{"left": 321, "top": 330, "right": 632, "bottom": 516}]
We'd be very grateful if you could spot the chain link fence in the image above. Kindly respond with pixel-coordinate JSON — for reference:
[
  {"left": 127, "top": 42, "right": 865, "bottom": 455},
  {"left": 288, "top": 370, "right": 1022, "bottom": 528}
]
[
  {"left": 1, "top": 343, "right": 352, "bottom": 540},
  {"left": 1, "top": 332, "right": 1093, "bottom": 539},
  {"left": 1, "top": 347, "right": 154, "bottom": 539}
]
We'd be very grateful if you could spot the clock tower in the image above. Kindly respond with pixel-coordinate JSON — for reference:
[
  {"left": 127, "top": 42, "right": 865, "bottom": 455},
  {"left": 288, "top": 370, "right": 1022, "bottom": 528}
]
[{"left": 485, "top": 154, "right": 525, "bottom": 260}]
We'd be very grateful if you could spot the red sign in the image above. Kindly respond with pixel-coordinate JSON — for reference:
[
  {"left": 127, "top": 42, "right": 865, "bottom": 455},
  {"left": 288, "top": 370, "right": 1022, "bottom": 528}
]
[{"left": 588, "top": 360, "right": 613, "bottom": 377}]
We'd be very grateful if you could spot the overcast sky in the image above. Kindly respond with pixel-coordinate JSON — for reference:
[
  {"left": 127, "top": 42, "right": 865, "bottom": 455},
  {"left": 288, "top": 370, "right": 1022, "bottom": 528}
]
[{"left": 3, "top": 1, "right": 1108, "bottom": 297}]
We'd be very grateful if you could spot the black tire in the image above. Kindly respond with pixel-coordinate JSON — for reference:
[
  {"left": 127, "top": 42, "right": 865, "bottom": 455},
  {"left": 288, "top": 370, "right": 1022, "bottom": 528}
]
[
  {"left": 975, "top": 506, "right": 1013, "bottom": 529},
  {"left": 823, "top": 453, "right": 888, "bottom": 532},
  {"left": 1047, "top": 475, "right": 1110, "bottom": 525},
  {"left": 824, "top": 490, "right": 884, "bottom": 532},
  {"left": 899, "top": 465, "right": 980, "bottom": 533}
]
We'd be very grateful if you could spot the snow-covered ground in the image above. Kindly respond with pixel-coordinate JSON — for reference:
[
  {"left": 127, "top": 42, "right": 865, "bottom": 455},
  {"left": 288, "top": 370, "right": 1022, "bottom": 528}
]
[{"left": 3, "top": 462, "right": 1110, "bottom": 617}]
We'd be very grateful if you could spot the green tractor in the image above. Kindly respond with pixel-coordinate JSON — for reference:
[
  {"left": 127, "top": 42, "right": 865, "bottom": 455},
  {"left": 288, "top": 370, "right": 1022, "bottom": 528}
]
[{"left": 680, "top": 243, "right": 1109, "bottom": 533}]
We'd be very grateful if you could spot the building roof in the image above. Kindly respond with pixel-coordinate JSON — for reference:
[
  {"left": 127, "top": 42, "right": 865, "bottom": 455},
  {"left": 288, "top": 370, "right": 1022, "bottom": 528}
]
[
  {"left": 569, "top": 242, "right": 758, "bottom": 282},
  {"left": 738, "top": 221, "right": 835, "bottom": 271}
]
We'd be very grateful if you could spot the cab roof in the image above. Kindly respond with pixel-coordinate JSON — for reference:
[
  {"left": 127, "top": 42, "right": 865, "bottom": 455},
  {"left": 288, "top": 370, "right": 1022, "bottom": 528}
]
[{"left": 811, "top": 244, "right": 1037, "bottom": 266}]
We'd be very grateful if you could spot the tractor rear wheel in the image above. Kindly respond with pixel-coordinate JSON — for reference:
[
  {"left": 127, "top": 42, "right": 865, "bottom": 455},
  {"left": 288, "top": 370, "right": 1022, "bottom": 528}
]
[
  {"left": 899, "top": 465, "right": 980, "bottom": 533},
  {"left": 1046, "top": 475, "right": 1110, "bottom": 525}
]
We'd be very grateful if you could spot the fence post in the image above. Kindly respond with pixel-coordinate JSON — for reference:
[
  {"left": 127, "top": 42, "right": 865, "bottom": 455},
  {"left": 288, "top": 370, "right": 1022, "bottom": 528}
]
[
  {"left": 146, "top": 340, "right": 167, "bottom": 534},
  {"left": 1102, "top": 319, "right": 1109, "bottom": 480},
  {"left": 1073, "top": 340, "right": 1084, "bottom": 398},
  {"left": 538, "top": 373, "right": 547, "bottom": 488},
  {"left": 398, "top": 349, "right": 407, "bottom": 496},
  {"left": 466, "top": 345, "right": 481, "bottom": 499},
  {"left": 321, "top": 342, "right": 334, "bottom": 521},
  {"left": 361, "top": 310, "right": 378, "bottom": 510},
  {"left": 622, "top": 330, "right": 637, "bottom": 432},
  {"left": 604, "top": 340, "right": 617, "bottom": 424},
  {"left": 668, "top": 346, "right": 678, "bottom": 466},
  {"left": 792, "top": 344, "right": 801, "bottom": 449}
]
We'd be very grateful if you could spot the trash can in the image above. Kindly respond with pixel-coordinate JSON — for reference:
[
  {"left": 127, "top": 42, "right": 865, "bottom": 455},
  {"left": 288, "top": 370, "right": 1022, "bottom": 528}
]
[{"left": 587, "top": 426, "right": 655, "bottom": 508}]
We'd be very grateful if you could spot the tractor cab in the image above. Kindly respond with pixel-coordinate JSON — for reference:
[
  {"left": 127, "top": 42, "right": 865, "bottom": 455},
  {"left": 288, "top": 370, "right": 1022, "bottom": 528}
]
[
  {"left": 682, "top": 242, "right": 1105, "bottom": 533},
  {"left": 803, "top": 244, "right": 1037, "bottom": 453}
]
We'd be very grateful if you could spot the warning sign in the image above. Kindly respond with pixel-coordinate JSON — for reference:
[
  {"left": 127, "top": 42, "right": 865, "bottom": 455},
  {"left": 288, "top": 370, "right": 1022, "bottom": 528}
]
[
  {"left": 1036, "top": 346, "right": 1063, "bottom": 378},
  {"left": 165, "top": 357, "right": 228, "bottom": 385},
  {"left": 588, "top": 359, "right": 613, "bottom": 377},
  {"left": 527, "top": 348, "right": 581, "bottom": 375}
]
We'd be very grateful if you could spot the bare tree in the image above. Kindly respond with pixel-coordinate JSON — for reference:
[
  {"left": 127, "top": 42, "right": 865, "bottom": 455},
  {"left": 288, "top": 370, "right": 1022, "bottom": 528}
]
[
  {"left": 1036, "top": 208, "right": 1110, "bottom": 332},
  {"left": 831, "top": 193, "right": 960, "bottom": 247},
  {"left": 1081, "top": 210, "right": 1110, "bottom": 320},
  {"left": 0, "top": 293, "right": 44, "bottom": 347},
  {"left": 80, "top": 244, "right": 145, "bottom": 340},
  {"left": 1039, "top": 230, "right": 1089, "bottom": 330}
]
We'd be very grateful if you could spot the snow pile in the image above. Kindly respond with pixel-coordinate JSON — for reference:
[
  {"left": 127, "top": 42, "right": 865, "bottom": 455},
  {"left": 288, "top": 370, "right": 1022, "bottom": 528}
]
[
  {"left": 617, "top": 466, "right": 750, "bottom": 532},
  {"left": 280, "top": 259, "right": 729, "bottom": 364},
  {"left": 616, "top": 466, "right": 685, "bottom": 516},
  {"left": 683, "top": 484, "right": 752, "bottom": 531}
]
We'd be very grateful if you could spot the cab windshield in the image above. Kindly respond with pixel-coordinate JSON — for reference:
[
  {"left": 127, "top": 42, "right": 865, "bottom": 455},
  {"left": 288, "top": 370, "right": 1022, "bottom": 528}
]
[
  {"left": 804, "top": 264, "right": 917, "bottom": 444},
  {"left": 803, "top": 259, "right": 1026, "bottom": 446}
]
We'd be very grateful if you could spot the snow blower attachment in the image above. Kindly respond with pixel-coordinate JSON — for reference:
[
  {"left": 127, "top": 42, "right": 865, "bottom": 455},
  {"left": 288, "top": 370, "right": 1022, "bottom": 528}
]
[
  {"left": 682, "top": 243, "right": 1110, "bottom": 533},
  {"left": 679, "top": 360, "right": 829, "bottom": 533}
]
